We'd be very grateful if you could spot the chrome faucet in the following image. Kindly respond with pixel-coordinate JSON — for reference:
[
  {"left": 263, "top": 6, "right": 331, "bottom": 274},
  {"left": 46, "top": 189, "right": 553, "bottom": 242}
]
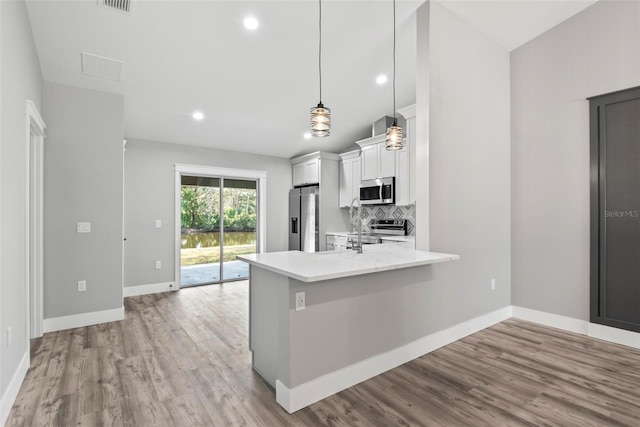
[{"left": 349, "top": 197, "right": 363, "bottom": 254}]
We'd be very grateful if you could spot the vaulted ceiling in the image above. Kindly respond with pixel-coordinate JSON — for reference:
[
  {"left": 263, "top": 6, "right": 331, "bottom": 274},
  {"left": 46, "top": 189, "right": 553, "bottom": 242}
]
[{"left": 25, "top": 0, "right": 597, "bottom": 158}]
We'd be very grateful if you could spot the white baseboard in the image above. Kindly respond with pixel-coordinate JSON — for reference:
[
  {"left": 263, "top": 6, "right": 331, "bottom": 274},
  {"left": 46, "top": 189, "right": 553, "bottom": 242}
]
[
  {"left": 1, "top": 350, "right": 29, "bottom": 427},
  {"left": 512, "top": 306, "right": 640, "bottom": 350},
  {"left": 123, "top": 281, "right": 175, "bottom": 297},
  {"left": 588, "top": 322, "right": 640, "bottom": 349},
  {"left": 276, "top": 306, "right": 512, "bottom": 413},
  {"left": 43, "top": 307, "right": 124, "bottom": 333}
]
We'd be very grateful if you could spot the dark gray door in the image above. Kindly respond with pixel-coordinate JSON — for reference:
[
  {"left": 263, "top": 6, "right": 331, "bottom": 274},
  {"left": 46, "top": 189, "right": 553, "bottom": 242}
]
[{"left": 589, "top": 86, "right": 640, "bottom": 333}]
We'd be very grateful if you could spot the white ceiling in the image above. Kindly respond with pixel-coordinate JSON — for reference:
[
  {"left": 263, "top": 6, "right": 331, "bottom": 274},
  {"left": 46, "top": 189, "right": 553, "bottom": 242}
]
[
  {"left": 25, "top": 0, "right": 598, "bottom": 159},
  {"left": 437, "top": 0, "right": 598, "bottom": 51}
]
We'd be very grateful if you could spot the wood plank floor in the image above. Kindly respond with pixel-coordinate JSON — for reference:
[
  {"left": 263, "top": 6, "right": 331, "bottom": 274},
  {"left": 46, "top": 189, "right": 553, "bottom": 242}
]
[{"left": 7, "top": 281, "right": 640, "bottom": 426}]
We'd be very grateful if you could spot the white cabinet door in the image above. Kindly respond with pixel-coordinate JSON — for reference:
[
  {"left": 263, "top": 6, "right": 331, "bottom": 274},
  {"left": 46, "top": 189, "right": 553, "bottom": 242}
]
[
  {"left": 395, "top": 146, "right": 410, "bottom": 205},
  {"left": 395, "top": 106, "right": 416, "bottom": 205},
  {"left": 395, "top": 115, "right": 416, "bottom": 205},
  {"left": 305, "top": 159, "right": 319, "bottom": 184},
  {"left": 292, "top": 163, "right": 305, "bottom": 186},
  {"left": 339, "top": 157, "right": 362, "bottom": 207},
  {"left": 293, "top": 159, "right": 319, "bottom": 186},
  {"left": 379, "top": 144, "right": 395, "bottom": 178},
  {"left": 339, "top": 159, "right": 352, "bottom": 207},
  {"left": 361, "top": 143, "right": 395, "bottom": 180},
  {"left": 361, "top": 146, "right": 378, "bottom": 180},
  {"left": 352, "top": 157, "right": 361, "bottom": 203}
]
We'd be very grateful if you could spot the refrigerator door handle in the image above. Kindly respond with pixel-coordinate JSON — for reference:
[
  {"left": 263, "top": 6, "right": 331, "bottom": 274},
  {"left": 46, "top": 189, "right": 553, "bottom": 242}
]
[{"left": 291, "top": 217, "right": 298, "bottom": 234}]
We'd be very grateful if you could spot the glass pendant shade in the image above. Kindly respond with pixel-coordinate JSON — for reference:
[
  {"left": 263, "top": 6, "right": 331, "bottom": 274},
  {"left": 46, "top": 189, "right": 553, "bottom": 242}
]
[
  {"left": 386, "top": 0, "right": 402, "bottom": 151},
  {"left": 386, "top": 123, "right": 403, "bottom": 150},
  {"left": 310, "top": 103, "right": 331, "bottom": 137}
]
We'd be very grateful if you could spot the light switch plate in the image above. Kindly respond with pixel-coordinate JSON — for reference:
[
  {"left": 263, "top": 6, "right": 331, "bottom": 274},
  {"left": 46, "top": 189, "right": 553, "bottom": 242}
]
[
  {"left": 77, "top": 222, "right": 91, "bottom": 233},
  {"left": 155, "top": 261, "right": 162, "bottom": 269},
  {"left": 155, "top": 219, "right": 162, "bottom": 228}
]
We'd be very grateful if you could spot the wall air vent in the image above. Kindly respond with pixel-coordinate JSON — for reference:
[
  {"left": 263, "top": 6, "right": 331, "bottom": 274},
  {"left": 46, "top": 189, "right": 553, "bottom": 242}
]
[
  {"left": 98, "top": 0, "right": 132, "bottom": 14},
  {"left": 81, "top": 52, "right": 124, "bottom": 81}
]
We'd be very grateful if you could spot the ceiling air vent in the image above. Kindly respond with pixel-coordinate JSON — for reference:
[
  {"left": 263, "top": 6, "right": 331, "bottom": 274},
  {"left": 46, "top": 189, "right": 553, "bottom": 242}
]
[
  {"left": 81, "top": 52, "right": 124, "bottom": 81},
  {"left": 98, "top": 0, "right": 132, "bottom": 14}
]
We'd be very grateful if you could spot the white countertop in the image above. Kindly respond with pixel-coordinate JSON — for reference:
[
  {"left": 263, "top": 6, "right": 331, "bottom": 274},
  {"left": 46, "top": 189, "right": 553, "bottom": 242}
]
[{"left": 238, "top": 245, "right": 459, "bottom": 283}]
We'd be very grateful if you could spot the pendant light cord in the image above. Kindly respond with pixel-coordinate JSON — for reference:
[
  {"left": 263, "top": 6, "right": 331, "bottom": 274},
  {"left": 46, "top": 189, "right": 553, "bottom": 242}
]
[
  {"left": 393, "top": 0, "right": 397, "bottom": 122},
  {"left": 319, "top": 0, "right": 323, "bottom": 104}
]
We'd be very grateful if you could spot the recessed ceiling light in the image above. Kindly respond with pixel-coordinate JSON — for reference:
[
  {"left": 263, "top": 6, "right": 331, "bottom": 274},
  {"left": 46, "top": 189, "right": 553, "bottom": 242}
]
[
  {"left": 303, "top": 132, "right": 312, "bottom": 140},
  {"left": 192, "top": 111, "right": 204, "bottom": 121},
  {"left": 244, "top": 17, "right": 259, "bottom": 30},
  {"left": 376, "top": 75, "right": 388, "bottom": 85}
]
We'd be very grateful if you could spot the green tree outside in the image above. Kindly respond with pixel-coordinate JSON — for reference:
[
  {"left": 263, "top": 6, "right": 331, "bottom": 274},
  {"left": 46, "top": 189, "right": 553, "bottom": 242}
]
[{"left": 181, "top": 185, "right": 256, "bottom": 232}]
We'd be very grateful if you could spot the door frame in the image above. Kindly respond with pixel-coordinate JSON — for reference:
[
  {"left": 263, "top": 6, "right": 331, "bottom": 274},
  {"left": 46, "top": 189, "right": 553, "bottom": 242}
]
[
  {"left": 26, "top": 100, "right": 46, "bottom": 339},
  {"left": 174, "top": 164, "right": 267, "bottom": 289},
  {"left": 589, "top": 85, "right": 640, "bottom": 333}
]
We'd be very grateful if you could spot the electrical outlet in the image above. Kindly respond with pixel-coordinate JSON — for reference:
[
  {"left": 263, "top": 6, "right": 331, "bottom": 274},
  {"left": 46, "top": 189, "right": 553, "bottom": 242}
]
[
  {"left": 155, "top": 219, "right": 162, "bottom": 228},
  {"left": 155, "top": 261, "right": 162, "bottom": 269},
  {"left": 77, "top": 222, "right": 91, "bottom": 233},
  {"left": 295, "top": 292, "right": 305, "bottom": 311},
  {"left": 7, "top": 327, "right": 12, "bottom": 348},
  {"left": 78, "top": 280, "right": 87, "bottom": 292},
  {"left": 491, "top": 279, "right": 496, "bottom": 290}
]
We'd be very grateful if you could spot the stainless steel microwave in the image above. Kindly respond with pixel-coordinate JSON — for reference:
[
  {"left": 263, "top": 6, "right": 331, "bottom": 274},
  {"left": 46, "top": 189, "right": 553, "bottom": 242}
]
[{"left": 359, "top": 177, "right": 394, "bottom": 205}]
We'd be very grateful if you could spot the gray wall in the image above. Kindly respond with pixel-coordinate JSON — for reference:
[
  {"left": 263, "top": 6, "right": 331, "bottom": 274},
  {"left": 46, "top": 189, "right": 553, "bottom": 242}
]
[
  {"left": 123, "top": 139, "right": 291, "bottom": 289},
  {"left": 415, "top": 1, "right": 512, "bottom": 327},
  {"left": 511, "top": 0, "right": 640, "bottom": 320},
  {"left": 0, "top": 0, "right": 43, "bottom": 399},
  {"left": 287, "top": 265, "right": 437, "bottom": 387},
  {"left": 42, "top": 82, "right": 124, "bottom": 318}
]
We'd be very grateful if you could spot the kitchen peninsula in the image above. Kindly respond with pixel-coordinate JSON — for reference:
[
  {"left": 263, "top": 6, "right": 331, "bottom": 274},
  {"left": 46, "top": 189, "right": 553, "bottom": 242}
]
[{"left": 238, "top": 245, "right": 459, "bottom": 413}]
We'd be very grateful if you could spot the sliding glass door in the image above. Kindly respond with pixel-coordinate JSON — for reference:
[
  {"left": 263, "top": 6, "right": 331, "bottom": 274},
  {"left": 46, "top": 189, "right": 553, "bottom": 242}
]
[
  {"left": 180, "top": 175, "right": 257, "bottom": 287},
  {"left": 222, "top": 179, "right": 257, "bottom": 281}
]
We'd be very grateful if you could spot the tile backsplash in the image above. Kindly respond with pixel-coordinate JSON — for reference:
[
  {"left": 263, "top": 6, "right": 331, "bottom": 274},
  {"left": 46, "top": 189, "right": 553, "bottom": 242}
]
[{"left": 348, "top": 204, "right": 416, "bottom": 235}]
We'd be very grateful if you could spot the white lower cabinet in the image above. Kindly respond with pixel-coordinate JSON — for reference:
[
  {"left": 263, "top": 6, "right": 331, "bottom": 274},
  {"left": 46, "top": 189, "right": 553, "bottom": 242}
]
[{"left": 326, "top": 234, "right": 348, "bottom": 251}]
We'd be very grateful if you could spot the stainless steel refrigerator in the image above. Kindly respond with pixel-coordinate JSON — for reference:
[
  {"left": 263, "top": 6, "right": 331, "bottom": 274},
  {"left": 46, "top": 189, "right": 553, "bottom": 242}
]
[{"left": 289, "top": 186, "right": 319, "bottom": 252}]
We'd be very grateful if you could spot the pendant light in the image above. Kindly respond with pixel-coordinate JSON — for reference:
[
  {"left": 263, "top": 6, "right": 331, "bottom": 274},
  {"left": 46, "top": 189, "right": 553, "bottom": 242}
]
[
  {"left": 310, "top": 0, "right": 331, "bottom": 137},
  {"left": 386, "top": 0, "right": 403, "bottom": 150}
]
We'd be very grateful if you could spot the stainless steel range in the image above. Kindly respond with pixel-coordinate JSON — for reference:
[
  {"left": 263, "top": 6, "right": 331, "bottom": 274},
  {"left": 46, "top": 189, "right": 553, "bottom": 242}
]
[{"left": 346, "top": 219, "right": 408, "bottom": 247}]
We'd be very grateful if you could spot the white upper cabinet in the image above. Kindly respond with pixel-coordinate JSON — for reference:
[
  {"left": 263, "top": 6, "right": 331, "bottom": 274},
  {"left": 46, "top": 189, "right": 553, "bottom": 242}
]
[
  {"left": 339, "top": 150, "right": 361, "bottom": 207},
  {"left": 304, "top": 159, "right": 320, "bottom": 184},
  {"left": 292, "top": 163, "right": 306, "bottom": 186},
  {"left": 291, "top": 157, "right": 320, "bottom": 186},
  {"left": 379, "top": 144, "right": 395, "bottom": 178},
  {"left": 356, "top": 134, "right": 395, "bottom": 181},
  {"left": 360, "top": 145, "right": 378, "bottom": 180},
  {"left": 395, "top": 104, "right": 416, "bottom": 206}
]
